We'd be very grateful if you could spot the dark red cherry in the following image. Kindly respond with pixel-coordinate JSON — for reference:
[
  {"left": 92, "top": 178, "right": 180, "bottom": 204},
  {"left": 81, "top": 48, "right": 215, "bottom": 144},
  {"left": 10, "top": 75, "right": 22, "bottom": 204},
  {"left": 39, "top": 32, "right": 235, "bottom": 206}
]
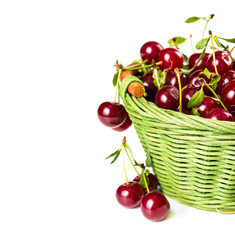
[
  {"left": 194, "top": 96, "right": 219, "bottom": 117},
  {"left": 155, "top": 85, "right": 179, "bottom": 111},
  {"left": 158, "top": 48, "right": 184, "bottom": 71},
  {"left": 112, "top": 114, "right": 132, "bottom": 132},
  {"left": 140, "top": 41, "right": 164, "bottom": 64},
  {"left": 206, "top": 51, "right": 233, "bottom": 76},
  {"left": 140, "top": 191, "right": 170, "bottom": 222},
  {"left": 216, "top": 70, "right": 235, "bottom": 95},
  {"left": 140, "top": 71, "right": 157, "bottom": 102},
  {"left": 182, "top": 87, "right": 198, "bottom": 110},
  {"left": 116, "top": 181, "right": 144, "bottom": 208},
  {"left": 165, "top": 70, "right": 187, "bottom": 89},
  {"left": 187, "top": 69, "right": 211, "bottom": 95},
  {"left": 133, "top": 173, "right": 158, "bottom": 195},
  {"left": 206, "top": 108, "right": 234, "bottom": 121},
  {"left": 221, "top": 80, "right": 235, "bottom": 111},
  {"left": 188, "top": 53, "right": 210, "bottom": 72},
  {"left": 97, "top": 102, "right": 127, "bottom": 128}
]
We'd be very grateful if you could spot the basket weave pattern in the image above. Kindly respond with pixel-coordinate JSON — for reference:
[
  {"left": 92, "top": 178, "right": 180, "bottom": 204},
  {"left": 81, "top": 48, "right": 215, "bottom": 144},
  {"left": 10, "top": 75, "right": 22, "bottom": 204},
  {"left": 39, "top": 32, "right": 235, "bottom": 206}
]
[{"left": 120, "top": 76, "right": 235, "bottom": 212}]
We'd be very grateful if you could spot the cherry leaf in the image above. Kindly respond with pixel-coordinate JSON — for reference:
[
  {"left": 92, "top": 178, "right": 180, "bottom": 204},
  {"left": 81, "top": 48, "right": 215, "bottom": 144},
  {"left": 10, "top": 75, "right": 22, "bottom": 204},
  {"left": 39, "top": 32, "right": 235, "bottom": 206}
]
[
  {"left": 112, "top": 71, "right": 119, "bottom": 86},
  {"left": 187, "top": 88, "right": 205, "bottom": 109},
  {"left": 191, "top": 108, "right": 200, "bottom": 116},
  {"left": 196, "top": 38, "right": 210, "bottom": 50},
  {"left": 185, "top": 16, "right": 201, "bottom": 23},
  {"left": 140, "top": 171, "right": 149, "bottom": 189}
]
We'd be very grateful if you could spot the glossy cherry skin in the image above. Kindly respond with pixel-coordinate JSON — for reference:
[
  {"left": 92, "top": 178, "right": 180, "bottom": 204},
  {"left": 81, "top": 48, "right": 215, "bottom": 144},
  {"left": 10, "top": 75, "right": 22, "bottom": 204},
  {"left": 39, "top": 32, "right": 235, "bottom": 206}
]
[
  {"left": 140, "top": 41, "right": 164, "bottom": 64},
  {"left": 133, "top": 173, "right": 158, "bottom": 195},
  {"left": 97, "top": 102, "right": 127, "bottom": 128},
  {"left": 187, "top": 69, "right": 211, "bottom": 95},
  {"left": 216, "top": 70, "right": 235, "bottom": 95},
  {"left": 158, "top": 48, "right": 184, "bottom": 71},
  {"left": 140, "top": 71, "right": 158, "bottom": 102},
  {"left": 206, "top": 51, "right": 233, "bottom": 76},
  {"left": 155, "top": 85, "right": 179, "bottom": 110},
  {"left": 165, "top": 70, "right": 187, "bottom": 89},
  {"left": 194, "top": 96, "right": 219, "bottom": 117},
  {"left": 116, "top": 181, "right": 144, "bottom": 208},
  {"left": 182, "top": 87, "right": 198, "bottom": 110},
  {"left": 188, "top": 53, "right": 210, "bottom": 72},
  {"left": 221, "top": 80, "right": 235, "bottom": 111},
  {"left": 112, "top": 114, "right": 132, "bottom": 132},
  {"left": 140, "top": 191, "right": 170, "bottom": 222},
  {"left": 205, "top": 108, "right": 234, "bottom": 121}
]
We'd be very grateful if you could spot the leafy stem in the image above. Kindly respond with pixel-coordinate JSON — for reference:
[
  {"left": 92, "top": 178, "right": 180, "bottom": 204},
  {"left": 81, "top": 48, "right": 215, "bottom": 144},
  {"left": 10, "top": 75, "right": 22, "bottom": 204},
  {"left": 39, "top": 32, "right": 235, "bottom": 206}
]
[{"left": 141, "top": 167, "right": 150, "bottom": 194}]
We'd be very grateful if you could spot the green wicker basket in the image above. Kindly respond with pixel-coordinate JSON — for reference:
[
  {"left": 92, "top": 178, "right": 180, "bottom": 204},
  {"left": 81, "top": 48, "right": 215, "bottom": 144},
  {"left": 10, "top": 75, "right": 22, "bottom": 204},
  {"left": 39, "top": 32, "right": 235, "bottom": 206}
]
[{"left": 120, "top": 75, "right": 235, "bottom": 213}]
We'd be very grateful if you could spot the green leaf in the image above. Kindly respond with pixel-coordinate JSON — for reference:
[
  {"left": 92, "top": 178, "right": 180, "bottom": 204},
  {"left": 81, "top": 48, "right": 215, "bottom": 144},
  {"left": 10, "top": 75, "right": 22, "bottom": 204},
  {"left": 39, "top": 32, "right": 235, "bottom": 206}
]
[
  {"left": 152, "top": 69, "right": 160, "bottom": 88},
  {"left": 140, "top": 171, "right": 149, "bottom": 189},
  {"left": 214, "top": 36, "right": 222, "bottom": 48},
  {"left": 209, "top": 75, "right": 221, "bottom": 91},
  {"left": 201, "top": 68, "right": 211, "bottom": 79},
  {"left": 112, "top": 71, "right": 119, "bottom": 86},
  {"left": 125, "top": 143, "right": 135, "bottom": 162},
  {"left": 183, "top": 53, "right": 188, "bottom": 63},
  {"left": 168, "top": 36, "right": 187, "bottom": 45},
  {"left": 187, "top": 87, "right": 205, "bottom": 109},
  {"left": 110, "top": 149, "right": 121, "bottom": 164},
  {"left": 191, "top": 108, "right": 200, "bottom": 116},
  {"left": 185, "top": 16, "right": 201, "bottom": 23},
  {"left": 105, "top": 148, "right": 120, "bottom": 160},
  {"left": 145, "top": 152, "right": 152, "bottom": 167},
  {"left": 219, "top": 37, "right": 235, "bottom": 44},
  {"left": 196, "top": 38, "right": 210, "bottom": 50}
]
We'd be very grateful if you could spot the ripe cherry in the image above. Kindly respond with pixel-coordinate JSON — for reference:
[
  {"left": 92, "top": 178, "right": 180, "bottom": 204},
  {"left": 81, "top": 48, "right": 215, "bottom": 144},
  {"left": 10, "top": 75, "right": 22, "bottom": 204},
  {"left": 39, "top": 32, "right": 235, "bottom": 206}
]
[
  {"left": 194, "top": 96, "right": 219, "bottom": 117},
  {"left": 182, "top": 86, "right": 198, "bottom": 110},
  {"left": 155, "top": 85, "right": 179, "bottom": 111},
  {"left": 158, "top": 48, "right": 184, "bottom": 71},
  {"left": 206, "top": 51, "right": 233, "bottom": 76},
  {"left": 206, "top": 108, "right": 234, "bottom": 121},
  {"left": 140, "top": 191, "right": 170, "bottom": 221},
  {"left": 140, "top": 41, "right": 164, "bottom": 64},
  {"left": 97, "top": 102, "right": 127, "bottom": 128},
  {"left": 112, "top": 114, "right": 132, "bottom": 132},
  {"left": 188, "top": 53, "right": 210, "bottom": 72},
  {"left": 165, "top": 70, "right": 187, "bottom": 89},
  {"left": 216, "top": 70, "right": 235, "bottom": 96},
  {"left": 140, "top": 71, "right": 158, "bottom": 102},
  {"left": 116, "top": 181, "right": 144, "bottom": 208},
  {"left": 221, "top": 80, "right": 235, "bottom": 111}
]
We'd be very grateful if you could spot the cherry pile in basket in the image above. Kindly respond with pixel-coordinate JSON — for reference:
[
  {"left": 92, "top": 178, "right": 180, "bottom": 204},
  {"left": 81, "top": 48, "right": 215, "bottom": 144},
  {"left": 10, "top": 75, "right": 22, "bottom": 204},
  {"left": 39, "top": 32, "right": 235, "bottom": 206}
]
[{"left": 97, "top": 14, "right": 235, "bottom": 131}]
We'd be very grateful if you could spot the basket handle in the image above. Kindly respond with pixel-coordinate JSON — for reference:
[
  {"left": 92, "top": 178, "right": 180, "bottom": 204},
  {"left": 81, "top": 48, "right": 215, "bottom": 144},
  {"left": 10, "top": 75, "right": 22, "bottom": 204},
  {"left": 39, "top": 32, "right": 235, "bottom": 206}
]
[{"left": 119, "top": 75, "right": 144, "bottom": 105}]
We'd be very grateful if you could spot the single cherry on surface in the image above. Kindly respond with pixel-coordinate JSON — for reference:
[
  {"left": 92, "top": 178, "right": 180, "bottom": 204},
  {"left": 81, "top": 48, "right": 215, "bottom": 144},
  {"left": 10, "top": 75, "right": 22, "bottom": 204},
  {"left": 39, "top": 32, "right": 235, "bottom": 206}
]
[
  {"left": 221, "top": 80, "right": 235, "bottom": 111},
  {"left": 205, "top": 108, "right": 234, "bottom": 121},
  {"left": 206, "top": 51, "right": 233, "bottom": 76},
  {"left": 158, "top": 48, "right": 184, "bottom": 71},
  {"left": 112, "top": 114, "right": 132, "bottom": 132},
  {"left": 194, "top": 96, "right": 219, "bottom": 117},
  {"left": 97, "top": 102, "right": 127, "bottom": 128},
  {"left": 155, "top": 85, "right": 179, "bottom": 111},
  {"left": 116, "top": 181, "right": 144, "bottom": 208},
  {"left": 140, "top": 191, "right": 170, "bottom": 222},
  {"left": 140, "top": 41, "right": 164, "bottom": 64},
  {"left": 188, "top": 53, "right": 210, "bottom": 72},
  {"left": 216, "top": 70, "right": 235, "bottom": 96},
  {"left": 165, "top": 70, "right": 187, "bottom": 89},
  {"left": 140, "top": 71, "right": 158, "bottom": 102}
]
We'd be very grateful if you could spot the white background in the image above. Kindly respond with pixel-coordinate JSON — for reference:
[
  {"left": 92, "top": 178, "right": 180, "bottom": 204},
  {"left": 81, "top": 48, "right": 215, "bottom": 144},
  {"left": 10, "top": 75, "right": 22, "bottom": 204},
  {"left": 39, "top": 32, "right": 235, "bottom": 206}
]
[{"left": 0, "top": 0, "right": 235, "bottom": 239}]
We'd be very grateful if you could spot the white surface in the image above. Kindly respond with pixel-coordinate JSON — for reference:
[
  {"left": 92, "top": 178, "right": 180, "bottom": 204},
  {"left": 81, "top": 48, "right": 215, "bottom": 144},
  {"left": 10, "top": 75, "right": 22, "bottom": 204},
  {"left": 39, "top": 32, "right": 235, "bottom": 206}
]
[{"left": 0, "top": 0, "right": 235, "bottom": 239}]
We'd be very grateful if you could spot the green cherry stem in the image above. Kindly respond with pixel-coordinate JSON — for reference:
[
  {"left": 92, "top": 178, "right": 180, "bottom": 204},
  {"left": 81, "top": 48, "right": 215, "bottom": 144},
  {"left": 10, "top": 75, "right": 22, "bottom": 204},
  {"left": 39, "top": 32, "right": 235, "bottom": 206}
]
[
  {"left": 122, "top": 61, "right": 162, "bottom": 71},
  {"left": 175, "top": 69, "right": 182, "bottom": 112},
  {"left": 114, "top": 69, "right": 122, "bottom": 104},
  {"left": 141, "top": 168, "right": 150, "bottom": 194},
  {"left": 202, "top": 14, "right": 214, "bottom": 39},
  {"left": 153, "top": 68, "right": 161, "bottom": 90},
  {"left": 121, "top": 145, "right": 129, "bottom": 185},
  {"left": 209, "top": 31, "right": 219, "bottom": 76}
]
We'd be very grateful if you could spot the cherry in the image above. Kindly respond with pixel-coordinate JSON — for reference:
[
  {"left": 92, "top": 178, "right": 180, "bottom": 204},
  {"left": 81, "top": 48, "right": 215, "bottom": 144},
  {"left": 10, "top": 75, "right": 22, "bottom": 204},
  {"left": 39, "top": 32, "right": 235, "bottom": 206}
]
[
  {"left": 188, "top": 53, "right": 210, "bottom": 72},
  {"left": 158, "top": 48, "right": 184, "bottom": 71},
  {"left": 140, "top": 71, "right": 158, "bottom": 102},
  {"left": 187, "top": 69, "right": 211, "bottom": 95},
  {"left": 140, "top": 191, "right": 170, "bottom": 221},
  {"left": 182, "top": 86, "right": 198, "bottom": 110},
  {"left": 194, "top": 96, "right": 219, "bottom": 117},
  {"left": 206, "top": 51, "right": 233, "bottom": 76},
  {"left": 140, "top": 41, "right": 164, "bottom": 64},
  {"left": 155, "top": 85, "right": 179, "bottom": 111},
  {"left": 112, "top": 114, "right": 132, "bottom": 132},
  {"left": 221, "top": 80, "right": 235, "bottom": 111},
  {"left": 116, "top": 181, "right": 144, "bottom": 208},
  {"left": 205, "top": 108, "right": 234, "bottom": 121},
  {"left": 133, "top": 173, "right": 158, "bottom": 195},
  {"left": 216, "top": 70, "right": 235, "bottom": 95},
  {"left": 97, "top": 102, "right": 127, "bottom": 128},
  {"left": 165, "top": 70, "right": 187, "bottom": 89}
]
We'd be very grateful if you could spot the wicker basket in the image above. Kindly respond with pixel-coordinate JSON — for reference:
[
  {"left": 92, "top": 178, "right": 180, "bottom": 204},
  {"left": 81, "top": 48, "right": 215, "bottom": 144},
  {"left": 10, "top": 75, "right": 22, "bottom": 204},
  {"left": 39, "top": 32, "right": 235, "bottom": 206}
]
[{"left": 120, "top": 75, "right": 235, "bottom": 213}]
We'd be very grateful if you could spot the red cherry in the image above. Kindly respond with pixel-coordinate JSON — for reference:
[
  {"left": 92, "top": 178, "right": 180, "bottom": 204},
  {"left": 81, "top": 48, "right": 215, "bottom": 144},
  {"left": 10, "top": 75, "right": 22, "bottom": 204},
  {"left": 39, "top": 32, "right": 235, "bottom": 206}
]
[
  {"left": 194, "top": 96, "right": 219, "bottom": 117},
  {"left": 112, "top": 114, "right": 132, "bottom": 132},
  {"left": 97, "top": 102, "right": 127, "bottom": 128},
  {"left": 188, "top": 53, "right": 210, "bottom": 72},
  {"left": 116, "top": 181, "right": 144, "bottom": 208},
  {"left": 140, "top": 41, "right": 164, "bottom": 64},
  {"left": 216, "top": 70, "right": 235, "bottom": 95},
  {"left": 221, "top": 80, "right": 235, "bottom": 111},
  {"left": 155, "top": 85, "right": 179, "bottom": 110},
  {"left": 165, "top": 70, "right": 187, "bottom": 89},
  {"left": 140, "top": 191, "right": 170, "bottom": 221},
  {"left": 158, "top": 48, "right": 184, "bottom": 71},
  {"left": 206, "top": 51, "right": 233, "bottom": 75},
  {"left": 205, "top": 108, "right": 234, "bottom": 121}
]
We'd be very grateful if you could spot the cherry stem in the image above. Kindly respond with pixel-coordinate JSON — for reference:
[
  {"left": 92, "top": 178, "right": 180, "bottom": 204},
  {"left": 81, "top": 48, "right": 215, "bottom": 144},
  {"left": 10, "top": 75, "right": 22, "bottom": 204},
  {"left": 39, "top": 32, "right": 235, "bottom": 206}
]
[
  {"left": 203, "top": 82, "right": 228, "bottom": 111},
  {"left": 209, "top": 32, "right": 219, "bottom": 76},
  {"left": 202, "top": 15, "right": 213, "bottom": 39},
  {"left": 122, "top": 61, "right": 162, "bottom": 71},
  {"left": 114, "top": 69, "right": 122, "bottom": 104},
  {"left": 175, "top": 69, "right": 182, "bottom": 112},
  {"left": 141, "top": 168, "right": 150, "bottom": 194},
  {"left": 123, "top": 146, "right": 140, "bottom": 177},
  {"left": 190, "top": 34, "right": 195, "bottom": 53},
  {"left": 121, "top": 145, "right": 129, "bottom": 185},
  {"left": 153, "top": 68, "right": 161, "bottom": 90}
]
